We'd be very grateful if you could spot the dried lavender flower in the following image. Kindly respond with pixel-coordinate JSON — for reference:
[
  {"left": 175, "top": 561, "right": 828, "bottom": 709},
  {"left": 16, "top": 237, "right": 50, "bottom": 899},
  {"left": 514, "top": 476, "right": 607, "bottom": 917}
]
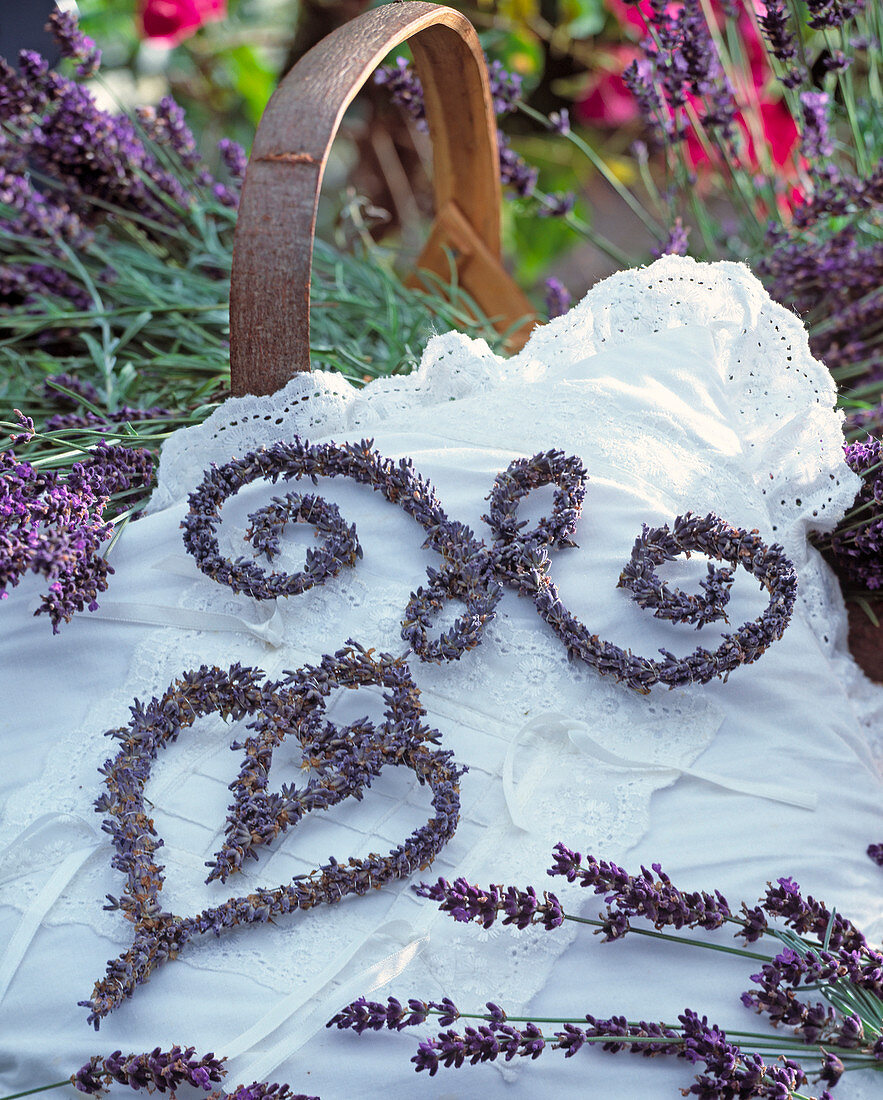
[
  {"left": 186, "top": 445, "right": 795, "bottom": 691},
  {"left": 546, "top": 512, "right": 796, "bottom": 692},
  {"left": 183, "top": 438, "right": 501, "bottom": 662}
]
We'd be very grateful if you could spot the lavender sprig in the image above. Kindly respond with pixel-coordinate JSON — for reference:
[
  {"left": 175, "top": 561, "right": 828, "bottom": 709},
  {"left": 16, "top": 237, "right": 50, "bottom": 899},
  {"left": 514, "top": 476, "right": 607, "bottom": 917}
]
[
  {"left": 543, "top": 276, "right": 572, "bottom": 319},
  {"left": 48, "top": 9, "right": 101, "bottom": 78},
  {"left": 329, "top": 847, "right": 883, "bottom": 1092},
  {"left": 819, "top": 438, "right": 883, "bottom": 591},
  {"left": 4, "top": 1055, "right": 319, "bottom": 1100},
  {"left": 329, "top": 996, "right": 848, "bottom": 1096}
]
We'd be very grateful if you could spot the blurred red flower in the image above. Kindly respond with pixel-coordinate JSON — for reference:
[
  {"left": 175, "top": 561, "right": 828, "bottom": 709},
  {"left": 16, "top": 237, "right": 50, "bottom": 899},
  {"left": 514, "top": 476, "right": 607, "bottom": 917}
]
[{"left": 140, "top": 0, "right": 226, "bottom": 45}]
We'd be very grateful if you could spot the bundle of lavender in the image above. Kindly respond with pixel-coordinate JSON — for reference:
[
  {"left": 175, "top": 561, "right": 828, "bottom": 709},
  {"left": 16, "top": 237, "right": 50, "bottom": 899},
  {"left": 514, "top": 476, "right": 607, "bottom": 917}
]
[
  {"left": 329, "top": 844, "right": 883, "bottom": 1098},
  {"left": 0, "top": 12, "right": 505, "bottom": 631}
]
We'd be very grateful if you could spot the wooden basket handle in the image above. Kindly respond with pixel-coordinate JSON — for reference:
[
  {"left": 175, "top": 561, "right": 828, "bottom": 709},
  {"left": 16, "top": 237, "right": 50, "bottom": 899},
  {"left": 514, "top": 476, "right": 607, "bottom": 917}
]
[{"left": 229, "top": 0, "right": 536, "bottom": 397}]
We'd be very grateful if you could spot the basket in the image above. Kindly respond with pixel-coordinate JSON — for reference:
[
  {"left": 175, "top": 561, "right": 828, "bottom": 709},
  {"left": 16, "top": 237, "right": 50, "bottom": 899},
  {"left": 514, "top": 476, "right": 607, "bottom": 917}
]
[{"left": 229, "top": 0, "right": 535, "bottom": 399}]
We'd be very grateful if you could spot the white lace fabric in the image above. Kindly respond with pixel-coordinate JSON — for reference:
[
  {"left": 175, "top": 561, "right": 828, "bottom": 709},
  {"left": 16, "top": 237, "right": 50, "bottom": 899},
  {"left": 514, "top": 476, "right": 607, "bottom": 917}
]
[{"left": 2, "top": 257, "right": 882, "bottom": 1099}]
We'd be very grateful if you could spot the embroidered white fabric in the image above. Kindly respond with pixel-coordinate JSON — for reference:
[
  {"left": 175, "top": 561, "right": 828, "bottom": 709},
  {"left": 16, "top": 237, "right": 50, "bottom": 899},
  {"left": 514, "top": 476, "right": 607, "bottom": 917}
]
[{"left": 2, "top": 257, "right": 882, "bottom": 1099}]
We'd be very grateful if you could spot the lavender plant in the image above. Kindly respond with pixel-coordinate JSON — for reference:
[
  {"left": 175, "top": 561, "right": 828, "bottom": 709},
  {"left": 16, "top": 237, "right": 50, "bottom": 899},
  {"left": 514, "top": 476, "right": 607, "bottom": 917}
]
[
  {"left": 816, "top": 437, "right": 883, "bottom": 592},
  {"left": 0, "top": 11, "right": 518, "bottom": 629},
  {"left": 327, "top": 844, "right": 883, "bottom": 1096},
  {"left": 0, "top": 411, "right": 152, "bottom": 631}
]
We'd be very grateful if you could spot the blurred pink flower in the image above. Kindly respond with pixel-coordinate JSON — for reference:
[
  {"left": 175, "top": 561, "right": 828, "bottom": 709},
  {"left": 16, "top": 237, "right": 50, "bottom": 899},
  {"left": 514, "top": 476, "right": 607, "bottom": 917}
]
[
  {"left": 140, "top": 0, "right": 226, "bottom": 45},
  {"left": 581, "top": 0, "right": 798, "bottom": 178},
  {"left": 576, "top": 46, "right": 642, "bottom": 127}
]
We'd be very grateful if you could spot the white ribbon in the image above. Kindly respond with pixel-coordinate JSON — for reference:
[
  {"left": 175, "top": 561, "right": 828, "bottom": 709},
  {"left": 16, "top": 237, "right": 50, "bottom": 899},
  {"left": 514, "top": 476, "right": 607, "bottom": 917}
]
[
  {"left": 89, "top": 599, "right": 284, "bottom": 647},
  {"left": 502, "top": 712, "right": 817, "bottom": 833},
  {"left": 85, "top": 553, "right": 285, "bottom": 644},
  {"left": 0, "top": 814, "right": 102, "bottom": 1004},
  {"left": 225, "top": 920, "right": 427, "bottom": 1085}
]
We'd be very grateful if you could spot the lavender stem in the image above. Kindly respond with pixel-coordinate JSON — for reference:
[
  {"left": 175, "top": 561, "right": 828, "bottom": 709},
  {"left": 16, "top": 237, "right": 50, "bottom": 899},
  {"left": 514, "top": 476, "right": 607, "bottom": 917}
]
[
  {"left": 1, "top": 1083, "right": 70, "bottom": 1100},
  {"left": 564, "top": 913, "right": 771, "bottom": 961}
]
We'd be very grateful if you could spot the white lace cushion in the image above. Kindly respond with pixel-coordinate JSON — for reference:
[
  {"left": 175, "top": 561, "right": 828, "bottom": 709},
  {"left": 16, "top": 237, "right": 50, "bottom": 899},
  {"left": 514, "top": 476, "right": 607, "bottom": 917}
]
[{"left": 1, "top": 257, "right": 881, "bottom": 1100}]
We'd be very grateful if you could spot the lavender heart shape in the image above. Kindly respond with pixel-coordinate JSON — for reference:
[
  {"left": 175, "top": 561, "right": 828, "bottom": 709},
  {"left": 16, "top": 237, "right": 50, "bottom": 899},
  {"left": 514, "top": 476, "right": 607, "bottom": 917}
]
[
  {"left": 205, "top": 643, "right": 451, "bottom": 882},
  {"left": 81, "top": 642, "right": 464, "bottom": 1028}
]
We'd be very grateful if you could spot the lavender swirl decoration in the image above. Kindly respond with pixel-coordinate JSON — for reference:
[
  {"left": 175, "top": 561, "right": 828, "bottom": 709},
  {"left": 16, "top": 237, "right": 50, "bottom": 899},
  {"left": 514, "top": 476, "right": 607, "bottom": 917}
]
[
  {"left": 183, "top": 439, "right": 797, "bottom": 691},
  {"left": 183, "top": 438, "right": 500, "bottom": 661},
  {"left": 81, "top": 642, "right": 463, "bottom": 1027},
  {"left": 484, "top": 463, "right": 795, "bottom": 693},
  {"left": 242, "top": 491, "right": 361, "bottom": 595},
  {"left": 530, "top": 513, "right": 796, "bottom": 694}
]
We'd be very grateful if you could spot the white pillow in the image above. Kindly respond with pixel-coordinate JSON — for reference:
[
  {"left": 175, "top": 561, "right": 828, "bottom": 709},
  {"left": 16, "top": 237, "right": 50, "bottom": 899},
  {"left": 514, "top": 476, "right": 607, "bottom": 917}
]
[{"left": 1, "top": 257, "right": 880, "bottom": 1100}]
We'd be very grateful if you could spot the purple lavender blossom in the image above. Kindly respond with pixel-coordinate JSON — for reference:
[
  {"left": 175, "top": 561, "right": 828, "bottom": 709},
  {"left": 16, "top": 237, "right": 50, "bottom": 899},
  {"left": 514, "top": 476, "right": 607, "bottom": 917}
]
[
  {"left": 497, "top": 132, "right": 538, "bottom": 198},
  {"left": 622, "top": 58, "right": 673, "bottom": 146},
  {"left": 222, "top": 1084, "right": 319, "bottom": 1100},
  {"left": 0, "top": 12, "right": 243, "bottom": 241},
  {"left": 549, "top": 108, "right": 570, "bottom": 135},
  {"left": 486, "top": 60, "right": 522, "bottom": 116},
  {"left": 327, "top": 995, "right": 452, "bottom": 1033},
  {"left": 136, "top": 97, "right": 202, "bottom": 171},
  {"left": 799, "top": 91, "right": 834, "bottom": 162},
  {"left": 44, "top": 406, "right": 172, "bottom": 434},
  {"left": 374, "top": 57, "right": 427, "bottom": 132},
  {"left": 806, "top": 0, "right": 865, "bottom": 29},
  {"left": 43, "top": 372, "right": 100, "bottom": 408},
  {"left": 538, "top": 191, "right": 576, "bottom": 218},
  {"left": 72, "top": 1046, "right": 226, "bottom": 1096},
  {"left": 757, "top": 1, "right": 806, "bottom": 87},
  {"left": 32, "top": 79, "right": 189, "bottom": 215},
  {"left": 654, "top": 217, "right": 691, "bottom": 258},
  {"left": 415, "top": 876, "right": 565, "bottom": 931},
  {"left": 374, "top": 55, "right": 542, "bottom": 202},
  {"left": 544, "top": 276, "right": 572, "bottom": 319},
  {"left": 331, "top": 994, "right": 826, "bottom": 1095},
  {"left": 0, "top": 441, "right": 152, "bottom": 630},
  {"left": 826, "top": 437, "right": 883, "bottom": 590},
  {"left": 48, "top": 9, "right": 101, "bottom": 77},
  {"left": 547, "top": 845, "right": 731, "bottom": 939}
]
